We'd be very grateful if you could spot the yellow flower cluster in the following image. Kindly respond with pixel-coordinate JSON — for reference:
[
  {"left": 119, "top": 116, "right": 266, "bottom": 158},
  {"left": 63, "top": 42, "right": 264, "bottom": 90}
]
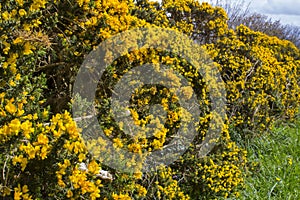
[
  {"left": 200, "top": 137, "right": 247, "bottom": 197},
  {"left": 1, "top": 0, "right": 298, "bottom": 199},
  {"left": 154, "top": 166, "right": 190, "bottom": 199},
  {"left": 13, "top": 184, "right": 32, "bottom": 200},
  {"left": 112, "top": 193, "right": 132, "bottom": 200},
  {"left": 205, "top": 24, "right": 300, "bottom": 134}
]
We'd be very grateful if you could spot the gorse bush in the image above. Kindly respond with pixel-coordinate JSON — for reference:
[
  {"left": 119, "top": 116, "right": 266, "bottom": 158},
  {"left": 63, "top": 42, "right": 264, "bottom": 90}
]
[
  {"left": 205, "top": 25, "right": 300, "bottom": 136},
  {"left": 157, "top": 0, "right": 300, "bottom": 135},
  {"left": 211, "top": 0, "right": 300, "bottom": 49},
  {"left": 0, "top": 0, "right": 299, "bottom": 199}
]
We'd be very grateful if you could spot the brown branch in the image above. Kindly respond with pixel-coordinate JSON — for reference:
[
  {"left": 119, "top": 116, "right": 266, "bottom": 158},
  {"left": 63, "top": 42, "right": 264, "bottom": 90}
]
[{"left": 36, "top": 62, "right": 66, "bottom": 72}]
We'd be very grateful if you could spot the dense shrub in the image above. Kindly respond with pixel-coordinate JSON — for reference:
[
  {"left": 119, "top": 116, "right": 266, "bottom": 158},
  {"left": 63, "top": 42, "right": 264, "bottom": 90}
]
[
  {"left": 204, "top": 25, "right": 300, "bottom": 136},
  {"left": 160, "top": 0, "right": 300, "bottom": 135},
  {"left": 0, "top": 0, "right": 299, "bottom": 199},
  {"left": 211, "top": 0, "right": 300, "bottom": 48}
]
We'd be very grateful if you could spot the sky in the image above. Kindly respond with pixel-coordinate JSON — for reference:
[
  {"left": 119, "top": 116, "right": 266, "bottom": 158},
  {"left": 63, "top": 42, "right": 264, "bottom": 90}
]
[
  {"left": 153, "top": 0, "right": 300, "bottom": 26},
  {"left": 246, "top": 0, "right": 300, "bottom": 26},
  {"left": 201, "top": 0, "right": 300, "bottom": 26}
]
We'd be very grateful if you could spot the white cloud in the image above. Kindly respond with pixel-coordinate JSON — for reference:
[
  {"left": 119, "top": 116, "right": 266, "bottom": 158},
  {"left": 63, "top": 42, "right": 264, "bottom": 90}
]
[
  {"left": 266, "top": 14, "right": 300, "bottom": 26},
  {"left": 228, "top": 0, "right": 300, "bottom": 26},
  {"left": 262, "top": 0, "right": 300, "bottom": 15}
]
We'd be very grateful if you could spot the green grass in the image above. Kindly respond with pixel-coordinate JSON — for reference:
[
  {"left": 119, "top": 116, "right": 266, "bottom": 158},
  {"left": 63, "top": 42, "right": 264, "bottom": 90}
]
[{"left": 238, "top": 119, "right": 300, "bottom": 199}]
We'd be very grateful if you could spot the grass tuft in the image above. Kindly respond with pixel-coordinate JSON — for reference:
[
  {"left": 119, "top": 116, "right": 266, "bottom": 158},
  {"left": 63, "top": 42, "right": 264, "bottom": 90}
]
[{"left": 239, "top": 119, "right": 300, "bottom": 199}]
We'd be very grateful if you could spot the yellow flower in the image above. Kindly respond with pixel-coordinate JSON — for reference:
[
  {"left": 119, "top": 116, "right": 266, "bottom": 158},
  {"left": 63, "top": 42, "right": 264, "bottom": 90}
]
[
  {"left": 87, "top": 160, "right": 99, "bottom": 175},
  {"left": 103, "top": 127, "right": 113, "bottom": 136},
  {"left": 128, "top": 143, "right": 142, "bottom": 153},
  {"left": 16, "top": 73, "right": 21, "bottom": 81},
  {"left": 2, "top": 41, "right": 10, "bottom": 54},
  {"left": 37, "top": 134, "right": 49, "bottom": 145},
  {"left": 21, "top": 120, "right": 34, "bottom": 139},
  {"left": 23, "top": 23, "right": 31, "bottom": 31},
  {"left": 13, "top": 37, "right": 23, "bottom": 44},
  {"left": 89, "top": 183, "right": 101, "bottom": 200},
  {"left": 113, "top": 138, "right": 123, "bottom": 148},
  {"left": 66, "top": 190, "right": 73, "bottom": 198},
  {"left": 2, "top": 11, "right": 10, "bottom": 20},
  {"left": 33, "top": 113, "right": 38, "bottom": 120},
  {"left": 72, "top": 141, "right": 85, "bottom": 154},
  {"left": 30, "top": 0, "right": 47, "bottom": 11},
  {"left": 288, "top": 158, "right": 292, "bottom": 165},
  {"left": 112, "top": 193, "right": 132, "bottom": 200},
  {"left": 9, "top": 118, "right": 21, "bottom": 133},
  {"left": 20, "top": 143, "right": 38, "bottom": 159},
  {"left": 78, "top": 153, "right": 86, "bottom": 162},
  {"left": 57, "top": 179, "right": 66, "bottom": 188},
  {"left": 10, "top": 9, "right": 16, "bottom": 17},
  {"left": 22, "top": 193, "right": 32, "bottom": 200},
  {"left": 136, "top": 184, "right": 147, "bottom": 197},
  {"left": 20, "top": 157, "right": 28, "bottom": 171},
  {"left": 151, "top": 139, "right": 163, "bottom": 150},
  {"left": 77, "top": 0, "right": 84, "bottom": 7},
  {"left": 5, "top": 100, "right": 17, "bottom": 114},
  {"left": 74, "top": 51, "right": 81, "bottom": 56},
  {"left": 1, "top": 186, "right": 11, "bottom": 196},
  {"left": 22, "top": 185, "right": 29, "bottom": 194},
  {"left": 13, "top": 184, "right": 31, "bottom": 200},
  {"left": 9, "top": 80, "right": 16, "bottom": 87},
  {"left": 13, "top": 155, "right": 24, "bottom": 166},
  {"left": 1, "top": 62, "right": 8, "bottom": 69},
  {"left": 42, "top": 109, "right": 49, "bottom": 118},
  {"left": 23, "top": 42, "right": 34, "bottom": 55},
  {"left": 32, "top": 19, "right": 42, "bottom": 27},
  {"left": 19, "top": 9, "right": 27, "bottom": 17},
  {"left": 14, "top": 185, "right": 22, "bottom": 200},
  {"left": 16, "top": 0, "right": 24, "bottom": 6}
]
